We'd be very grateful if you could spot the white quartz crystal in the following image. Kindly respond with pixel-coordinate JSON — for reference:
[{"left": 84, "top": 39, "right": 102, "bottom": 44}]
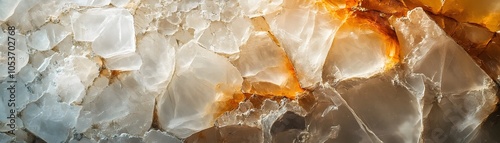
[
  {"left": 238, "top": 0, "right": 283, "bottom": 17},
  {"left": 21, "top": 94, "right": 81, "bottom": 143},
  {"left": 75, "top": 73, "right": 156, "bottom": 138},
  {"left": 391, "top": 8, "right": 498, "bottom": 142},
  {"left": 197, "top": 18, "right": 252, "bottom": 55},
  {"left": 323, "top": 22, "right": 392, "bottom": 81},
  {"left": 105, "top": 52, "right": 142, "bottom": 71},
  {"left": 157, "top": 41, "right": 243, "bottom": 138},
  {"left": 28, "top": 24, "right": 70, "bottom": 51},
  {"left": 111, "top": 0, "right": 130, "bottom": 7},
  {"left": 70, "top": 56, "right": 99, "bottom": 87},
  {"left": 0, "top": 0, "right": 21, "bottom": 22},
  {"left": 1, "top": 0, "right": 498, "bottom": 142},
  {"left": 72, "top": 8, "right": 136, "bottom": 58},
  {"left": 232, "top": 31, "right": 302, "bottom": 97},
  {"left": 134, "top": 32, "right": 176, "bottom": 93},
  {"left": 265, "top": 0, "right": 343, "bottom": 89}
]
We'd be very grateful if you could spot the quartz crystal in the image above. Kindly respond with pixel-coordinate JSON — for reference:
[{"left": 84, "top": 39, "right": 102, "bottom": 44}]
[{"left": 0, "top": 0, "right": 499, "bottom": 142}]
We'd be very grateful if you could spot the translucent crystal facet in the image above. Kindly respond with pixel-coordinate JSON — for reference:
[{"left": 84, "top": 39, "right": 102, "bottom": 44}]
[{"left": 1, "top": 0, "right": 499, "bottom": 142}]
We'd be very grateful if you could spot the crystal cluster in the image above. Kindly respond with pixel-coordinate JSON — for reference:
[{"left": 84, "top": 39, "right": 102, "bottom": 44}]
[{"left": 0, "top": 0, "right": 499, "bottom": 142}]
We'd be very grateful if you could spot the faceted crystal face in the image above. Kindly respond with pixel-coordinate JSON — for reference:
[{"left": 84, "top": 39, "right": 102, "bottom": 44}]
[{"left": 0, "top": 0, "right": 499, "bottom": 142}]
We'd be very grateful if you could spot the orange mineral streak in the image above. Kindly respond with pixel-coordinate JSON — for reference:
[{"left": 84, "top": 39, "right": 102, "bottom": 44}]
[
  {"left": 266, "top": 31, "right": 304, "bottom": 99},
  {"left": 243, "top": 17, "right": 305, "bottom": 99},
  {"left": 238, "top": 37, "right": 305, "bottom": 99},
  {"left": 212, "top": 84, "right": 246, "bottom": 121},
  {"left": 316, "top": 0, "right": 352, "bottom": 20},
  {"left": 346, "top": 11, "right": 401, "bottom": 69},
  {"left": 318, "top": 0, "right": 358, "bottom": 10}
]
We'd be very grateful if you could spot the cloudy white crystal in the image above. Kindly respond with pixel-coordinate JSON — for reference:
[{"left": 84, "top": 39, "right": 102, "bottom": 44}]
[
  {"left": 28, "top": 24, "right": 70, "bottom": 51},
  {"left": 0, "top": 0, "right": 21, "bottom": 22},
  {"left": 391, "top": 8, "right": 498, "bottom": 142},
  {"left": 157, "top": 41, "right": 243, "bottom": 138},
  {"left": 265, "top": 0, "right": 342, "bottom": 88},
  {"left": 72, "top": 8, "right": 136, "bottom": 58}
]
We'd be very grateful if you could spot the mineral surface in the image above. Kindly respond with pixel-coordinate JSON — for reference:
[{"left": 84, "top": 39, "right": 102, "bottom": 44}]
[{"left": 0, "top": 0, "right": 499, "bottom": 143}]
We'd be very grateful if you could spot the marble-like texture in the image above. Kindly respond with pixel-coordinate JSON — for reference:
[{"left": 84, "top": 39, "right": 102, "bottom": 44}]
[{"left": 0, "top": 0, "right": 499, "bottom": 142}]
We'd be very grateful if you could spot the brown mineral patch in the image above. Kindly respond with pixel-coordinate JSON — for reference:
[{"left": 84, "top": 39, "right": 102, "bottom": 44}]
[
  {"left": 428, "top": 13, "right": 495, "bottom": 57},
  {"left": 97, "top": 56, "right": 129, "bottom": 84},
  {"left": 400, "top": 0, "right": 443, "bottom": 14},
  {"left": 243, "top": 93, "right": 289, "bottom": 109},
  {"left": 98, "top": 68, "right": 129, "bottom": 84},
  {"left": 427, "top": 13, "right": 459, "bottom": 35},
  {"left": 478, "top": 34, "right": 500, "bottom": 83},
  {"left": 298, "top": 91, "right": 316, "bottom": 112},
  {"left": 151, "top": 99, "right": 161, "bottom": 130},
  {"left": 246, "top": 94, "right": 268, "bottom": 108},
  {"left": 185, "top": 126, "right": 222, "bottom": 143},
  {"left": 360, "top": 0, "right": 408, "bottom": 16}
]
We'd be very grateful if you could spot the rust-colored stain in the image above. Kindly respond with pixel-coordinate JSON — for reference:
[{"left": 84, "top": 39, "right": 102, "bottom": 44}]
[
  {"left": 298, "top": 92, "right": 316, "bottom": 112},
  {"left": 360, "top": 0, "right": 408, "bottom": 16},
  {"left": 98, "top": 57, "right": 130, "bottom": 84},
  {"left": 212, "top": 84, "right": 246, "bottom": 121}
]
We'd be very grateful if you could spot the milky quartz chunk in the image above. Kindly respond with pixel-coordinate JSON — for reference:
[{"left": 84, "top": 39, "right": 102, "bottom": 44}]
[
  {"left": 265, "top": 0, "right": 343, "bottom": 88},
  {"left": 111, "top": 0, "right": 130, "bottom": 7},
  {"left": 238, "top": 0, "right": 283, "bottom": 17},
  {"left": 0, "top": 0, "right": 21, "bottom": 22},
  {"left": 21, "top": 94, "right": 81, "bottom": 143},
  {"left": 157, "top": 41, "right": 243, "bottom": 138},
  {"left": 392, "top": 8, "right": 498, "bottom": 142},
  {"left": 77, "top": 74, "right": 155, "bottom": 136},
  {"left": 72, "top": 8, "right": 135, "bottom": 58},
  {"left": 70, "top": 56, "right": 99, "bottom": 87},
  {"left": 0, "top": 48, "right": 29, "bottom": 79},
  {"left": 28, "top": 23, "right": 70, "bottom": 51},
  {"left": 51, "top": 56, "right": 98, "bottom": 104},
  {"left": 232, "top": 31, "right": 303, "bottom": 98},
  {"left": 134, "top": 32, "right": 176, "bottom": 93},
  {"left": 105, "top": 52, "right": 142, "bottom": 71},
  {"left": 0, "top": 32, "right": 29, "bottom": 79},
  {"left": 323, "top": 17, "right": 398, "bottom": 81},
  {"left": 197, "top": 17, "right": 252, "bottom": 55}
]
